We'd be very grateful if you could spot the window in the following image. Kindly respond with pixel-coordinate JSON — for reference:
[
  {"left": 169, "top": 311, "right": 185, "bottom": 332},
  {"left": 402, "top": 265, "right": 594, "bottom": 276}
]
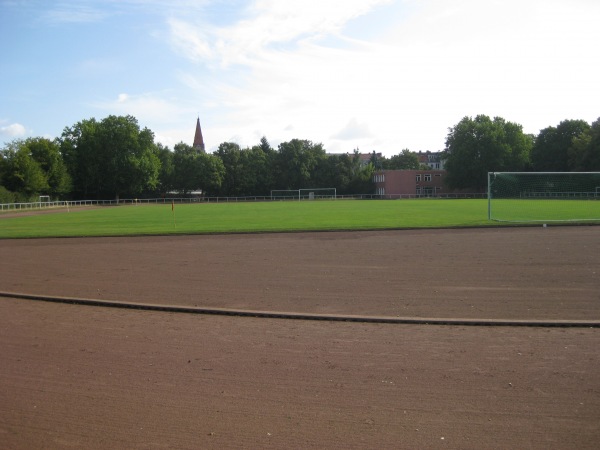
[
  {"left": 416, "top": 174, "right": 421, "bottom": 181},
  {"left": 424, "top": 174, "right": 432, "bottom": 182}
]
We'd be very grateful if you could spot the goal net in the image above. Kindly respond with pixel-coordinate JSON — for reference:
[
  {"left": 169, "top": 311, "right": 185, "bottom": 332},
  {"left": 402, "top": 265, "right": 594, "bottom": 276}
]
[
  {"left": 299, "top": 188, "right": 336, "bottom": 200},
  {"left": 270, "top": 188, "right": 337, "bottom": 201},
  {"left": 488, "top": 172, "right": 600, "bottom": 222},
  {"left": 271, "top": 190, "right": 300, "bottom": 200}
]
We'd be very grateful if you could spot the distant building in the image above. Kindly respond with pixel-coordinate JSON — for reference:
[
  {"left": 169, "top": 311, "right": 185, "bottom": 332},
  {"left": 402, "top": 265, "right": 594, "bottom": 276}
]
[
  {"left": 193, "top": 117, "right": 205, "bottom": 153},
  {"left": 373, "top": 169, "right": 449, "bottom": 196},
  {"left": 361, "top": 152, "right": 381, "bottom": 167},
  {"left": 326, "top": 152, "right": 381, "bottom": 167},
  {"left": 417, "top": 151, "right": 444, "bottom": 170}
]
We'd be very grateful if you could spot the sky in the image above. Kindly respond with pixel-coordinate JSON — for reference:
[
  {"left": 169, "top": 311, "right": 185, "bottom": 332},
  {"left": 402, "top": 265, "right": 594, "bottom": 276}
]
[{"left": 1, "top": 0, "right": 599, "bottom": 157}]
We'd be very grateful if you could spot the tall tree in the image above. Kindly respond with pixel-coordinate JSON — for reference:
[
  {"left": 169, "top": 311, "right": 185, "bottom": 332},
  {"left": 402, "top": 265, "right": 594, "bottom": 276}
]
[
  {"left": 443, "top": 115, "right": 532, "bottom": 191},
  {"left": 196, "top": 152, "right": 225, "bottom": 196},
  {"left": 275, "top": 139, "right": 326, "bottom": 189},
  {"left": 172, "top": 143, "right": 201, "bottom": 194},
  {"left": 24, "top": 137, "right": 71, "bottom": 197},
  {"left": 0, "top": 142, "right": 49, "bottom": 198},
  {"left": 241, "top": 144, "right": 275, "bottom": 196},
  {"left": 383, "top": 149, "right": 420, "bottom": 170},
  {"left": 569, "top": 117, "right": 600, "bottom": 171},
  {"left": 215, "top": 142, "right": 243, "bottom": 196},
  {"left": 155, "top": 142, "right": 174, "bottom": 193},
  {"left": 60, "top": 118, "right": 100, "bottom": 198},
  {"left": 171, "top": 143, "right": 224, "bottom": 195},
  {"left": 60, "top": 115, "right": 160, "bottom": 200},
  {"left": 530, "top": 119, "right": 590, "bottom": 171}
]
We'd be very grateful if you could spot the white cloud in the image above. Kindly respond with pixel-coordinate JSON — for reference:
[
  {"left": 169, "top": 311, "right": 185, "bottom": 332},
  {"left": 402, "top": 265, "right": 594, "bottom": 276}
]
[
  {"left": 92, "top": 92, "right": 189, "bottom": 124},
  {"left": 162, "top": 0, "right": 600, "bottom": 155},
  {"left": 0, "top": 123, "right": 27, "bottom": 138},
  {"left": 41, "top": 4, "right": 109, "bottom": 24},
  {"left": 168, "top": 0, "right": 391, "bottom": 66},
  {"left": 168, "top": 18, "right": 213, "bottom": 63},
  {"left": 332, "top": 118, "right": 373, "bottom": 140}
]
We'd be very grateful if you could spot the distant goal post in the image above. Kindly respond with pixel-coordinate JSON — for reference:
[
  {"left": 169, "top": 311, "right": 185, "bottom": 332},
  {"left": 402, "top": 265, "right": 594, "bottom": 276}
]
[
  {"left": 270, "top": 188, "right": 337, "bottom": 201},
  {"left": 488, "top": 172, "right": 600, "bottom": 222}
]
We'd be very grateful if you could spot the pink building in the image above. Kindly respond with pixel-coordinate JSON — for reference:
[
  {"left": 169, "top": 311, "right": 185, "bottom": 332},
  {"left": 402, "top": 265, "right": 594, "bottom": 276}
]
[{"left": 373, "top": 170, "right": 449, "bottom": 197}]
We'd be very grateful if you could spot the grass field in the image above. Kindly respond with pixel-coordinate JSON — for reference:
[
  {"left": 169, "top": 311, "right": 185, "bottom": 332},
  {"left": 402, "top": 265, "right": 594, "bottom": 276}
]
[
  {"left": 0, "top": 199, "right": 493, "bottom": 238},
  {"left": 490, "top": 198, "right": 600, "bottom": 222},
  {"left": 1, "top": 198, "right": 598, "bottom": 239}
]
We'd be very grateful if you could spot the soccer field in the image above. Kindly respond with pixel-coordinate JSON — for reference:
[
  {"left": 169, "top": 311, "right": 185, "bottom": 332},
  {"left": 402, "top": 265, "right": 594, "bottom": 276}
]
[
  {"left": 1, "top": 198, "right": 599, "bottom": 238},
  {"left": 0, "top": 199, "right": 491, "bottom": 238}
]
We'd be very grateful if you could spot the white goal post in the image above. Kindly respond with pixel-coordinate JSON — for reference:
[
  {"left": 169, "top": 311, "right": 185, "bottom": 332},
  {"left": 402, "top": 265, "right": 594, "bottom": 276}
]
[{"left": 271, "top": 188, "right": 336, "bottom": 201}]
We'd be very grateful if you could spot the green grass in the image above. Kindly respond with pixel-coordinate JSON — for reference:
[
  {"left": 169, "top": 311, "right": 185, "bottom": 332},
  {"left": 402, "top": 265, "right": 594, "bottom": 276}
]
[
  {"left": 0, "top": 199, "right": 492, "bottom": 238},
  {"left": 490, "top": 199, "right": 600, "bottom": 222},
  {"left": 1, "top": 198, "right": 598, "bottom": 239}
]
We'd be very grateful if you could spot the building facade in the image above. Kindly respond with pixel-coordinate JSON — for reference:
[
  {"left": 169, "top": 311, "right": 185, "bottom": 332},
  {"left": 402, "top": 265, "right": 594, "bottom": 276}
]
[
  {"left": 374, "top": 169, "right": 449, "bottom": 196},
  {"left": 417, "top": 151, "right": 444, "bottom": 170}
]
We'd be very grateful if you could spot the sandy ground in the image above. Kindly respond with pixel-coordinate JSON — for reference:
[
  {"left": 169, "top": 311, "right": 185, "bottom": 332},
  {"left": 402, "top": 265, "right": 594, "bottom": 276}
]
[
  {"left": 1, "top": 227, "right": 599, "bottom": 319},
  {"left": 1, "top": 226, "right": 599, "bottom": 448}
]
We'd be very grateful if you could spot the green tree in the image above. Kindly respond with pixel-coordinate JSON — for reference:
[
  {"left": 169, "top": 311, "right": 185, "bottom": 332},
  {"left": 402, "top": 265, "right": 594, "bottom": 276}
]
[
  {"left": 443, "top": 115, "right": 532, "bottom": 191},
  {"left": 60, "top": 118, "right": 101, "bottom": 198},
  {"left": 155, "top": 143, "right": 174, "bottom": 193},
  {"left": 258, "top": 136, "right": 273, "bottom": 154},
  {"left": 241, "top": 144, "right": 275, "bottom": 196},
  {"left": 95, "top": 115, "right": 160, "bottom": 200},
  {"left": 531, "top": 119, "right": 590, "bottom": 171},
  {"left": 60, "top": 115, "right": 160, "bottom": 200},
  {"left": 369, "top": 150, "right": 383, "bottom": 170},
  {"left": 569, "top": 117, "right": 600, "bottom": 171},
  {"left": 275, "top": 139, "right": 326, "bottom": 189},
  {"left": 0, "top": 142, "right": 49, "bottom": 198},
  {"left": 171, "top": 143, "right": 224, "bottom": 195},
  {"left": 215, "top": 142, "right": 243, "bottom": 196},
  {"left": 383, "top": 149, "right": 420, "bottom": 170},
  {"left": 172, "top": 143, "right": 200, "bottom": 194},
  {"left": 24, "top": 137, "right": 72, "bottom": 197},
  {"left": 196, "top": 152, "right": 225, "bottom": 195},
  {"left": 0, "top": 185, "right": 16, "bottom": 203},
  {"left": 347, "top": 159, "right": 375, "bottom": 194}
]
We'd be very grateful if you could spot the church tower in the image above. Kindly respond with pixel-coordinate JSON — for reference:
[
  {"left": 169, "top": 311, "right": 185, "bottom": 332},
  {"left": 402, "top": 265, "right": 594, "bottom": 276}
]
[{"left": 193, "top": 117, "right": 205, "bottom": 153}]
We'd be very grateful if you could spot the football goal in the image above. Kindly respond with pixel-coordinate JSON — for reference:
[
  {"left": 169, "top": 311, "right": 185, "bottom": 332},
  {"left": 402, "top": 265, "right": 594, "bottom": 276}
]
[
  {"left": 271, "top": 188, "right": 336, "bottom": 201},
  {"left": 488, "top": 172, "right": 600, "bottom": 222}
]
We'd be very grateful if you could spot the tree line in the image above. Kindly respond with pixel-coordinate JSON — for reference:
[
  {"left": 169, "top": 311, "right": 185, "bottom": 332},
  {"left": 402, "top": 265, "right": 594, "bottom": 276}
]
[
  {"left": 0, "top": 115, "right": 374, "bottom": 202},
  {"left": 1, "top": 113, "right": 598, "bottom": 202},
  {"left": 442, "top": 115, "right": 600, "bottom": 191}
]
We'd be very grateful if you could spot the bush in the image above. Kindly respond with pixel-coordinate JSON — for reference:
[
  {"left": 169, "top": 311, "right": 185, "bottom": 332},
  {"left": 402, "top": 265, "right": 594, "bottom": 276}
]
[{"left": 0, "top": 185, "right": 16, "bottom": 204}]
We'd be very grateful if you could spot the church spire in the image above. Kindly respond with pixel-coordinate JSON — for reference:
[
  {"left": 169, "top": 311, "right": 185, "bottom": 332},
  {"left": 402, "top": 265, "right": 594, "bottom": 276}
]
[{"left": 193, "top": 117, "right": 205, "bottom": 153}]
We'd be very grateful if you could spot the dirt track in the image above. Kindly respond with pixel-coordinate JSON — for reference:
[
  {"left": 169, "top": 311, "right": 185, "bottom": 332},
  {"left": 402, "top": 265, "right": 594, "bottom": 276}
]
[
  {"left": 1, "top": 227, "right": 599, "bottom": 448},
  {"left": 1, "top": 226, "right": 599, "bottom": 319}
]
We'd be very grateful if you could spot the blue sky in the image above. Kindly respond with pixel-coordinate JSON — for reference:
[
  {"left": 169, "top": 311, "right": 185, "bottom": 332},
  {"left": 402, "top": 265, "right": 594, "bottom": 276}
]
[{"left": 1, "top": 0, "right": 599, "bottom": 156}]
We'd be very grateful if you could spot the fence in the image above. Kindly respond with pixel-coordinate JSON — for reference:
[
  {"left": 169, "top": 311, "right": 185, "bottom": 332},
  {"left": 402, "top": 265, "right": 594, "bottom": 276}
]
[{"left": 0, "top": 193, "right": 487, "bottom": 211}]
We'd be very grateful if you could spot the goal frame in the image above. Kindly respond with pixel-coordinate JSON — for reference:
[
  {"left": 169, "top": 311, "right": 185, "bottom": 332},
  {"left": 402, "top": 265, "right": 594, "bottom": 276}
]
[
  {"left": 488, "top": 171, "right": 600, "bottom": 222},
  {"left": 270, "top": 189, "right": 300, "bottom": 200},
  {"left": 298, "top": 188, "right": 336, "bottom": 200},
  {"left": 270, "top": 188, "right": 337, "bottom": 201}
]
